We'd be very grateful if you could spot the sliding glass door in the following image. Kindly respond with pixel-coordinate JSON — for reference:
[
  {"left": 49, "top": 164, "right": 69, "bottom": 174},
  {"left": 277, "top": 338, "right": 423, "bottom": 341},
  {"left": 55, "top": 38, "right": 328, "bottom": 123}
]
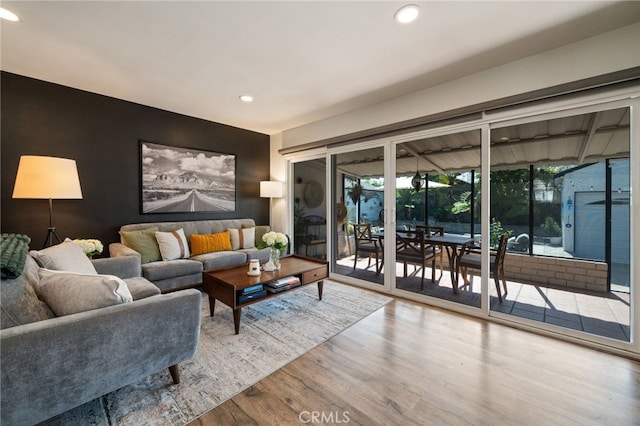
[
  {"left": 394, "top": 129, "right": 483, "bottom": 308},
  {"left": 292, "top": 159, "right": 327, "bottom": 259},
  {"left": 290, "top": 92, "right": 636, "bottom": 354},
  {"left": 489, "top": 105, "right": 632, "bottom": 342},
  {"left": 331, "top": 145, "right": 387, "bottom": 289}
]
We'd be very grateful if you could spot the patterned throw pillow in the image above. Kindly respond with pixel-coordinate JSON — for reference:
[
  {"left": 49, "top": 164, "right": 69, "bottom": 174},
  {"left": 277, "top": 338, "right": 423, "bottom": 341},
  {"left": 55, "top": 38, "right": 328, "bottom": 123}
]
[
  {"left": 228, "top": 228, "right": 255, "bottom": 250},
  {"left": 155, "top": 228, "right": 190, "bottom": 260},
  {"left": 190, "top": 231, "right": 232, "bottom": 256},
  {"left": 119, "top": 227, "right": 161, "bottom": 264}
]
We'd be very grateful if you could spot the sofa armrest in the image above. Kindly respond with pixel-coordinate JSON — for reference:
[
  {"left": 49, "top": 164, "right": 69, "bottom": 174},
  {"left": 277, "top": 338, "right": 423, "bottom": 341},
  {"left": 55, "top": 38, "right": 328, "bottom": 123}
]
[
  {"left": 92, "top": 255, "right": 141, "bottom": 279},
  {"left": 0, "top": 289, "right": 202, "bottom": 426},
  {"left": 109, "top": 242, "right": 141, "bottom": 258}
]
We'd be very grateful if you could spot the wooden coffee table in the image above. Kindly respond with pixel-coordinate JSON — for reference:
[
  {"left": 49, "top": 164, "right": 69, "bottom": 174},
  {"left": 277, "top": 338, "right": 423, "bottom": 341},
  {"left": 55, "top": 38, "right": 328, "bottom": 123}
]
[{"left": 202, "top": 255, "right": 329, "bottom": 334}]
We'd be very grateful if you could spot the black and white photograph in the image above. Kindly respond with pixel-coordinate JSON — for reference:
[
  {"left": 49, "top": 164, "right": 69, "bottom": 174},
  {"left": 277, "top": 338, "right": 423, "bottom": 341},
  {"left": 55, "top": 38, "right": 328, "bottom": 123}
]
[{"left": 140, "top": 141, "right": 236, "bottom": 213}]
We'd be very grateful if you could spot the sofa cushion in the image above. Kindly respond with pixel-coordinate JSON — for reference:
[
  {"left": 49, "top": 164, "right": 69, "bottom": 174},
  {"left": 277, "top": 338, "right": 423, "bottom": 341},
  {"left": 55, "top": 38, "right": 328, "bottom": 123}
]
[
  {"left": 191, "top": 250, "right": 248, "bottom": 270},
  {"left": 155, "top": 228, "right": 190, "bottom": 260},
  {"left": 228, "top": 227, "right": 255, "bottom": 250},
  {"left": 123, "top": 277, "right": 161, "bottom": 300},
  {"left": 120, "top": 219, "right": 256, "bottom": 240},
  {"left": 120, "top": 226, "right": 161, "bottom": 264},
  {"left": 142, "top": 259, "right": 203, "bottom": 282},
  {"left": 190, "top": 231, "right": 232, "bottom": 256},
  {"left": 0, "top": 256, "right": 55, "bottom": 329},
  {"left": 37, "top": 269, "right": 133, "bottom": 316},
  {"left": 30, "top": 241, "right": 97, "bottom": 275},
  {"left": 241, "top": 247, "right": 271, "bottom": 262}
]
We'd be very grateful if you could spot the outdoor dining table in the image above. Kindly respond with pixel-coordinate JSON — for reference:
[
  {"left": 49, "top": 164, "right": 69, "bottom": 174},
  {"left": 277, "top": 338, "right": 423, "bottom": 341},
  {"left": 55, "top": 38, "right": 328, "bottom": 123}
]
[
  {"left": 373, "top": 230, "right": 474, "bottom": 293},
  {"left": 422, "top": 233, "right": 475, "bottom": 293}
]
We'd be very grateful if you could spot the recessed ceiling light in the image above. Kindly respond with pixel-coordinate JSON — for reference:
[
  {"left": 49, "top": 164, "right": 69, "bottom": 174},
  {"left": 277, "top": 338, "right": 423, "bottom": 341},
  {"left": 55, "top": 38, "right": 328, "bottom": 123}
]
[
  {"left": 394, "top": 4, "right": 420, "bottom": 24},
  {"left": 239, "top": 95, "right": 253, "bottom": 103},
  {"left": 0, "top": 7, "right": 21, "bottom": 22}
]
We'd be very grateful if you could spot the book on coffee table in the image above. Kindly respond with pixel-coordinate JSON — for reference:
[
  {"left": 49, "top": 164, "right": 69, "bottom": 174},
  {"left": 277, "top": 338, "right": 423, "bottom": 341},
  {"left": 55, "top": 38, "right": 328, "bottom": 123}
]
[
  {"left": 266, "top": 282, "right": 301, "bottom": 293},
  {"left": 266, "top": 276, "right": 301, "bottom": 288},
  {"left": 238, "top": 289, "right": 267, "bottom": 303},
  {"left": 242, "top": 284, "right": 264, "bottom": 294}
]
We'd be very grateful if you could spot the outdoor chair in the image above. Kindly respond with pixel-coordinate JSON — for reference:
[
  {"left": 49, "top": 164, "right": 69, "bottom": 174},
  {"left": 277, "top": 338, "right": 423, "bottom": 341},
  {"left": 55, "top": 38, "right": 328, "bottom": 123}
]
[
  {"left": 415, "top": 225, "right": 445, "bottom": 279},
  {"left": 353, "top": 223, "right": 383, "bottom": 274},
  {"left": 457, "top": 233, "right": 509, "bottom": 302},
  {"left": 395, "top": 228, "right": 437, "bottom": 289}
]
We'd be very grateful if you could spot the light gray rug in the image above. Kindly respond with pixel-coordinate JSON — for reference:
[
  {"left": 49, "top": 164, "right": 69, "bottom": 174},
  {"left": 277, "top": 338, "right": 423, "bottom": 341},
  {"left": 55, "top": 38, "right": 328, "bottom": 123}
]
[{"left": 43, "top": 281, "right": 392, "bottom": 425}]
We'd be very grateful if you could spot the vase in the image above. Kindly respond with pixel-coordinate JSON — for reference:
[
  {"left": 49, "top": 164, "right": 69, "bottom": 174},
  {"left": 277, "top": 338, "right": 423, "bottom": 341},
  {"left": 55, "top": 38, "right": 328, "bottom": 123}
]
[{"left": 270, "top": 247, "right": 281, "bottom": 270}]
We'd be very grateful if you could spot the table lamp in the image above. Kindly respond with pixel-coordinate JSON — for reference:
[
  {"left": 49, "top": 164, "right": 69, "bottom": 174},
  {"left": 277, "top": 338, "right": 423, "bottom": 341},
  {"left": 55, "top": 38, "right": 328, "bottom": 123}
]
[{"left": 12, "top": 155, "right": 83, "bottom": 248}]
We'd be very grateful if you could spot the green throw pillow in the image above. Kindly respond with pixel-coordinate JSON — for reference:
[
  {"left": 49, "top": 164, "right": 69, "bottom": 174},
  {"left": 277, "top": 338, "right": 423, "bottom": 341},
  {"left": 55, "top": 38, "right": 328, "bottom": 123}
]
[
  {"left": 245, "top": 224, "right": 271, "bottom": 249},
  {"left": 120, "top": 226, "right": 161, "bottom": 264}
]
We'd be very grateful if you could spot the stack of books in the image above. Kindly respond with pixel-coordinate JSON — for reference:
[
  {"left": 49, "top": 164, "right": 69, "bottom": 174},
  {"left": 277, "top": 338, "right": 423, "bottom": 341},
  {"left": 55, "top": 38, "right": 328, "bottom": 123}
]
[
  {"left": 238, "top": 284, "right": 267, "bottom": 303},
  {"left": 265, "top": 276, "right": 301, "bottom": 293}
]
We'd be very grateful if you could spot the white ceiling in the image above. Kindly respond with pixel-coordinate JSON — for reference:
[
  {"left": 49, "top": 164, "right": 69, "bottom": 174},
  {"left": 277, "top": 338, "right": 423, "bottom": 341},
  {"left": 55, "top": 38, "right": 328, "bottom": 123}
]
[{"left": 2, "top": 1, "right": 638, "bottom": 136}]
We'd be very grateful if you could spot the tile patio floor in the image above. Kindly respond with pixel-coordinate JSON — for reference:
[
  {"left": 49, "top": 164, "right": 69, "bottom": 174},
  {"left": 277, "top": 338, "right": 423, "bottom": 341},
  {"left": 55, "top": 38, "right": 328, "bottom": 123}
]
[{"left": 335, "top": 256, "right": 631, "bottom": 342}]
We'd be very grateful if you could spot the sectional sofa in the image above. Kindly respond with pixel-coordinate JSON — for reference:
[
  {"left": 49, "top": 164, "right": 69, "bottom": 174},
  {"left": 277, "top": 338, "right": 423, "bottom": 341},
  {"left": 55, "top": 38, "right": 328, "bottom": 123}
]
[
  {"left": 110, "top": 219, "right": 273, "bottom": 292},
  {"left": 0, "top": 236, "right": 202, "bottom": 425}
]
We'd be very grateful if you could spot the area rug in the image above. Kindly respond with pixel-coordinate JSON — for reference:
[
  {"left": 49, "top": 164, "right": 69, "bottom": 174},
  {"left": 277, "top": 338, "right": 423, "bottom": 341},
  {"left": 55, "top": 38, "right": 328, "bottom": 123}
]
[{"left": 43, "top": 281, "right": 392, "bottom": 425}]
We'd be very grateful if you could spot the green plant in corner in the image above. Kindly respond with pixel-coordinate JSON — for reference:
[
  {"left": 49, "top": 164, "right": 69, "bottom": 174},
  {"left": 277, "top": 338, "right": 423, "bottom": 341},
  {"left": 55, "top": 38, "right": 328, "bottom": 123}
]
[
  {"left": 542, "top": 216, "right": 562, "bottom": 237},
  {"left": 293, "top": 203, "right": 310, "bottom": 253},
  {"left": 490, "top": 218, "right": 512, "bottom": 249}
]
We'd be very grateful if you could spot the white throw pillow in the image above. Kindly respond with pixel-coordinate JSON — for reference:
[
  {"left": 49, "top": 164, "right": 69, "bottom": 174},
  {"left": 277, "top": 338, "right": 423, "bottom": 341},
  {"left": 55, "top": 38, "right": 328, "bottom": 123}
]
[
  {"left": 30, "top": 241, "right": 97, "bottom": 275},
  {"left": 228, "top": 228, "right": 255, "bottom": 250},
  {"left": 155, "top": 228, "right": 190, "bottom": 260},
  {"left": 37, "top": 269, "right": 133, "bottom": 316}
]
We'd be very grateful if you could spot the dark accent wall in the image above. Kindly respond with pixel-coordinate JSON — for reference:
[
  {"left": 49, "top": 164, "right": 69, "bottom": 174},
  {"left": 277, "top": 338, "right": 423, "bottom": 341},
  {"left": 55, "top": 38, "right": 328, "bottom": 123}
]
[{"left": 1, "top": 72, "right": 271, "bottom": 250}]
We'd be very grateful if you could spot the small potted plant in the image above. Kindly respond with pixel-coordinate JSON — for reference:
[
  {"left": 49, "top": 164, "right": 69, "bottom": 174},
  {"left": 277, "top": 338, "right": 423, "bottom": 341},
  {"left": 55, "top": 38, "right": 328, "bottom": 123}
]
[
  {"left": 542, "top": 216, "right": 562, "bottom": 245},
  {"left": 72, "top": 238, "right": 104, "bottom": 258}
]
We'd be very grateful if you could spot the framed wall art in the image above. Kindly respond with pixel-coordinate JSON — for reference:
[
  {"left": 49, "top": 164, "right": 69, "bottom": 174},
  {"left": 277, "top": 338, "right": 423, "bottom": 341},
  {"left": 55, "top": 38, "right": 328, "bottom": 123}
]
[{"left": 140, "top": 140, "right": 236, "bottom": 213}]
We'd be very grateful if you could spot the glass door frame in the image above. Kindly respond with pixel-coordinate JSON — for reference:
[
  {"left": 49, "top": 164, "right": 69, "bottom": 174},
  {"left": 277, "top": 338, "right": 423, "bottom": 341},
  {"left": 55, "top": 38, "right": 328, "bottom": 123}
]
[
  {"left": 285, "top": 147, "right": 328, "bottom": 258},
  {"left": 486, "top": 96, "right": 638, "bottom": 355},
  {"left": 326, "top": 139, "right": 394, "bottom": 294},
  {"left": 284, "top": 87, "right": 639, "bottom": 357},
  {"left": 385, "top": 123, "right": 491, "bottom": 317}
]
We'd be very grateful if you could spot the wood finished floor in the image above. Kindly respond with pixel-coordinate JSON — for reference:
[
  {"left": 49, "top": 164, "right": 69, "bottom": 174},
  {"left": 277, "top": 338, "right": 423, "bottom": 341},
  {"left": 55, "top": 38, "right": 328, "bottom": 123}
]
[{"left": 188, "top": 296, "right": 640, "bottom": 426}]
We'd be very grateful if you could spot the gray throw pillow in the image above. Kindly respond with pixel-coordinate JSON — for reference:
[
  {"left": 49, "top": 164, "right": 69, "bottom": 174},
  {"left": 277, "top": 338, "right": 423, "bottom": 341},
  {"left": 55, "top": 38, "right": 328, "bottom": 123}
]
[
  {"left": 30, "top": 241, "right": 97, "bottom": 275},
  {"left": 1, "top": 256, "right": 55, "bottom": 329},
  {"left": 37, "top": 269, "right": 133, "bottom": 316}
]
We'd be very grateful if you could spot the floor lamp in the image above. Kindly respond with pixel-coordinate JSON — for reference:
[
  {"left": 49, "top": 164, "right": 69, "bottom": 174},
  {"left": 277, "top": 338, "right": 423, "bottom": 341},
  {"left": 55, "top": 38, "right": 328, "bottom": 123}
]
[
  {"left": 12, "top": 155, "right": 83, "bottom": 248},
  {"left": 260, "top": 181, "right": 283, "bottom": 224}
]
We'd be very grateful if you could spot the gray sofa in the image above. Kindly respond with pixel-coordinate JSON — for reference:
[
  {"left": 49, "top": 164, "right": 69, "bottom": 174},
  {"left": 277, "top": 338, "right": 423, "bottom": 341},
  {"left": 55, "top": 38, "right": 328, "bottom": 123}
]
[
  {"left": 110, "top": 219, "right": 272, "bottom": 292},
  {"left": 0, "top": 245, "right": 202, "bottom": 425}
]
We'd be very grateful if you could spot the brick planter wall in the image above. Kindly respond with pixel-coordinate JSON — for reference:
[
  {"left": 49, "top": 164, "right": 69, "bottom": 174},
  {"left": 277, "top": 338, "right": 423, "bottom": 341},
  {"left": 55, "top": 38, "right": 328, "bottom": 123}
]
[{"left": 504, "top": 253, "right": 608, "bottom": 292}]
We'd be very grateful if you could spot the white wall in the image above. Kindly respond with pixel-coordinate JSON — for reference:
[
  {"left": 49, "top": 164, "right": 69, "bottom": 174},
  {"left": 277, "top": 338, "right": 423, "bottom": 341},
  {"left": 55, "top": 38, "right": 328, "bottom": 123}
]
[
  {"left": 276, "top": 23, "right": 640, "bottom": 148},
  {"left": 269, "top": 132, "right": 287, "bottom": 234}
]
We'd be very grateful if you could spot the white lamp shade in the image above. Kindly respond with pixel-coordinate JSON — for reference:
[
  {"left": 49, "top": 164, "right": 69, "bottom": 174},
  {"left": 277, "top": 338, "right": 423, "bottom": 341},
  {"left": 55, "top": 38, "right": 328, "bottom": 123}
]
[
  {"left": 260, "top": 181, "right": 283, "bottom": 198},
  {"left": 12, "top": 155, "right": 83, "bottom": 199}
]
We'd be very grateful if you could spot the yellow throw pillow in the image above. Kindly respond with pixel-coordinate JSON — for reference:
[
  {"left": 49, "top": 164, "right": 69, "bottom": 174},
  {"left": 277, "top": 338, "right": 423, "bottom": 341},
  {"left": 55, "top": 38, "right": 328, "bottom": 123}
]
[{"left": 190, "top": 231, "right": 232, "bottom": 256}]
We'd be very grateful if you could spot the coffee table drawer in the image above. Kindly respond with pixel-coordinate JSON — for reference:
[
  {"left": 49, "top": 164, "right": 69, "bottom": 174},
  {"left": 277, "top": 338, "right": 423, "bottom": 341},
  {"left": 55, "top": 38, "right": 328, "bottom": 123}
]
[{"left": 302, "top": 266, "right": 328, "bottom": 284}]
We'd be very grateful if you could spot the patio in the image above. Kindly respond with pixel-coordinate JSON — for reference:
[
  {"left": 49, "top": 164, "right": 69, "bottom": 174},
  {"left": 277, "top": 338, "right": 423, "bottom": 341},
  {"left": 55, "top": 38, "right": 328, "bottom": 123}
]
[{"left": 335, "top": 255, "right": 630, "bottom": 342}]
